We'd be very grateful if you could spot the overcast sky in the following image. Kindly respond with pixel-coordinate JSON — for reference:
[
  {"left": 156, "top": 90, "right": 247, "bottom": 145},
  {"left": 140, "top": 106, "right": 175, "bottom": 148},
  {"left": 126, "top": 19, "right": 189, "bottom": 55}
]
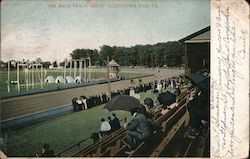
[{"left": 1, "top": 0, "right": 210, "bottom": 62}]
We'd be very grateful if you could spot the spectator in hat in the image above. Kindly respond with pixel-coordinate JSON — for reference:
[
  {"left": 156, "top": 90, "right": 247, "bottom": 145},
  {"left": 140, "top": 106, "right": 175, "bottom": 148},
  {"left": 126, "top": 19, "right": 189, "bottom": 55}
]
[
  {"left": 111, "top": 113, "right": 121, "bottom": 131},
  {"left": 122, "top": 109, "right": 152, "bottom": 155}
]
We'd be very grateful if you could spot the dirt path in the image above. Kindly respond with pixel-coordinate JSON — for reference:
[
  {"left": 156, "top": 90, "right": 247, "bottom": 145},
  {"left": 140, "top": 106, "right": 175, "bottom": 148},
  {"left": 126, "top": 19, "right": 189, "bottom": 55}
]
[{"left": 1, "top": 69, "right": 184, "bottom": 120}]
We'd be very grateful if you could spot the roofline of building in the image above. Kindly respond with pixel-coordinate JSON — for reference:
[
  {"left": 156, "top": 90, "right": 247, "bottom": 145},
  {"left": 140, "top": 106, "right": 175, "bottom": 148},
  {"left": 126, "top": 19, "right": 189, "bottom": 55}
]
[{"left": 178, "top": 26, "right": 210, "bottom": 43}]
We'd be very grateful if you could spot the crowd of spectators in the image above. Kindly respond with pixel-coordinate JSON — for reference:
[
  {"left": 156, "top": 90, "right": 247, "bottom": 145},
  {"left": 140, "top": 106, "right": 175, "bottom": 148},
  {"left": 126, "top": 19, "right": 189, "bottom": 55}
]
[{"left": 48, "top": 73, "right": 209, "bottom": 156}]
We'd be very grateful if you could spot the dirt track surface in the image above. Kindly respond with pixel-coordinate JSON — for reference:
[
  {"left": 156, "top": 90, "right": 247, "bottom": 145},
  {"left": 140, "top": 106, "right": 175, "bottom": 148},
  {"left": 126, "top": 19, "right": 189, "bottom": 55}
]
[{"left": 0, "top": 69, "right": 184, "bottom": 120}]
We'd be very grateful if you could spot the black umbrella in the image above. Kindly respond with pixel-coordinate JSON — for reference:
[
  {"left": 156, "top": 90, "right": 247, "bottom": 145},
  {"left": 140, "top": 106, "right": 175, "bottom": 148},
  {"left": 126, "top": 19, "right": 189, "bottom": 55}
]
[
  {"left": 104, "top": 95, "right": 144, "bottom": 111},
  {"left": 144, "top": 98, "right": 154, "bottom": 107},
  {"left": 186, "top": 73, "right": 208, "bottom": 85},
  {"left": 197, "top": 77, "right": 210, "bottom": 91},
  {"left": 186, "top": 73, "right": 209, "bottom": 91},
  {"left": 158, "top": 91, "right": 176, "bottom": 106}
]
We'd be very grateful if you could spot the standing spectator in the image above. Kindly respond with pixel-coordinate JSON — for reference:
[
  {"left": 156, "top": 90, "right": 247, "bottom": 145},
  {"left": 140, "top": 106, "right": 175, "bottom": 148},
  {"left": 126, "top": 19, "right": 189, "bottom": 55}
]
[
  {"left": 76, "top": 97, "right": 83, "bottom": 111},
  {"left": 129, "top": 87, "right": 135, "bottom": 97},
  {"left": 100, "top": 118, "right": 111, "bottom": 136},
  {"left": 157, "top": 81, "right": 162, "bottom": 93},
  {"left": 72, "top": 98, "right": 78, "bottom": 112},
  {"left": 102, "top": 93, "right": 107, "bottom": 103},
  {"left": 41, "top": 144, "right": 55, "bottom": 157},
  {"left": 187, "top": 86, "right": 209, "bottom": 139}
]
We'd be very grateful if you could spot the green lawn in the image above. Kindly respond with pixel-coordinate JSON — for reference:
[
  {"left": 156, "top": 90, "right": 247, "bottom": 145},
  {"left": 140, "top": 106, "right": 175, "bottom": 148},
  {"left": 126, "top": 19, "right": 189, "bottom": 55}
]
[
  {"left": 5, "top": 90, "right": 158, "bottom": 157},
  {"left": 0, "top": 70, "right": 149, "bottom": 95}
]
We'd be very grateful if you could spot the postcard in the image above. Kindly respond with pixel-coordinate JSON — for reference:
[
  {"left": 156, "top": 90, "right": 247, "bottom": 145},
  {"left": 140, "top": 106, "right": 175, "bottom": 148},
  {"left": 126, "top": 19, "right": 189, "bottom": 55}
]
[{"left": 0, "top": 0, "right": 249, "bottom": 158}]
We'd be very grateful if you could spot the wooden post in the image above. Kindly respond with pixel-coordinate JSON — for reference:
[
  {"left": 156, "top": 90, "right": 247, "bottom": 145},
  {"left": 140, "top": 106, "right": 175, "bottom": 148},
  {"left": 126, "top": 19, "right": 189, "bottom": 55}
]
[
  {"left": 107, "top": 56, "right": 111, "bottom": 99},
  {"left": 88, "top": 57, "right": 91, "bottom": 81},
  {"left": 84, "top": 59, "right": 86, "bottom": 81},
  {"left": 41, "top": 65, "right": 43, "bottom": 89},
  {"left": 17, "top": 62, "right": 20, "bottom": 92},
  {"left": 7, "top": 61, "right": 10, "bottom": 93},
  {"left": 80, "top": 60, "right": 83, "bottom": 80},
  {"left": 32, "top": 64, "right": 34, "bottom": 89},
  {"left": 74, "top": 60, "right": 77, "bottom": 79}
]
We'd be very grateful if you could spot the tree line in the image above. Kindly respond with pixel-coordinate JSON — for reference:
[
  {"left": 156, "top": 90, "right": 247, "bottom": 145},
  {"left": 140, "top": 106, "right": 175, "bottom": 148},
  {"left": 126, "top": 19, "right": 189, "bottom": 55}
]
[
  {"left": 0, "top": 41, "right": 184, "bottom": 70},
  {"left": 70, "top": 41, "right": 184, "bottom": 67}
]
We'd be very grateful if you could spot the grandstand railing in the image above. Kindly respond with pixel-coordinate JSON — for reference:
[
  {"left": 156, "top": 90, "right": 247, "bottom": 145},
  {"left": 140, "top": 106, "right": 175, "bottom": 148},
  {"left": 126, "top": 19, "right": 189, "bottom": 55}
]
[{"left": 56, "top": 118, "right": 126, "bottom": 157}]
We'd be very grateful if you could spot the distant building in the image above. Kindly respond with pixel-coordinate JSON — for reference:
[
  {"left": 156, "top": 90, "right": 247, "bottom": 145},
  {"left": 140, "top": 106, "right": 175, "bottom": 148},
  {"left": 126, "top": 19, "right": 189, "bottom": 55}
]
[
  {"left": 179, "top": 26, "right": 210, "bottom": 74},
  {"left": 108, "top": 59, "right": 120, "bottom": 78}
]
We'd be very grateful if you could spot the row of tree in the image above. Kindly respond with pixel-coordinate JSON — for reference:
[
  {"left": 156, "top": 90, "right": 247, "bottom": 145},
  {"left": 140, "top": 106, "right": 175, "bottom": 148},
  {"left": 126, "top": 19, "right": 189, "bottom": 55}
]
[
  {"left": 0, "top": 41, "right": 184, "bottom": 70},
  {"left": 70, "top": 41, "right": 184, "bottom": 67}
]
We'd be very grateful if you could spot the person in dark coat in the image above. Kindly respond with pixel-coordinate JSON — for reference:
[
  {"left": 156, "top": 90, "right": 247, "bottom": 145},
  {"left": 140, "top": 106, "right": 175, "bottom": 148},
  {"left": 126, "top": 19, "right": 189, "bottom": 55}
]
[
  {"left": 102, "top": 93, "right": 107, "bottom": 103},
  {"left": 111, "top": 113, "right": 121, "bottom": 131},
  {"left": 41, "top": 144, "right": 55, "bottom": 157},
  {"left": 90, "top": 132, "right": 103, "bottom": 143},
  {"left": 187, "top": 86, "right": 209, "bottom": 139},
  {"left": 122, "top": 110, "right": 152, "bottom": 154},
  {"left": 108, "top": 116, "right": 115, "bottom": 132},
  {"left": 72, "top": 98, "right": 78, "bottom": 112}
]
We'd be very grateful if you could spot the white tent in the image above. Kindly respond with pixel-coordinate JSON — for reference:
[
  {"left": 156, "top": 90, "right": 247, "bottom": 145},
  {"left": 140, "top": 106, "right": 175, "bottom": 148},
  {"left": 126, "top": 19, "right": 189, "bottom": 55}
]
[
  {"left": 44, "top": 76, "right": 55, "bottom": 83},
  {"left": 66, "top": 76, "right": 74, "bottom": 83},
  {"left": 75, "top": 76, "right": 83, "bottom": 83},
  {"left": 55, "top": 76, "right": 65, "bottom": 83}
]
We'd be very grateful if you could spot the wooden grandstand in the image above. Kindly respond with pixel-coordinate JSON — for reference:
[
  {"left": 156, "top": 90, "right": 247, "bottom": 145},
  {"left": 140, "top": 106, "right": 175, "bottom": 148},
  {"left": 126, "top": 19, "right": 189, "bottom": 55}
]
[{"left": 72, "top": 87, "right": 209, "bottom": 157}]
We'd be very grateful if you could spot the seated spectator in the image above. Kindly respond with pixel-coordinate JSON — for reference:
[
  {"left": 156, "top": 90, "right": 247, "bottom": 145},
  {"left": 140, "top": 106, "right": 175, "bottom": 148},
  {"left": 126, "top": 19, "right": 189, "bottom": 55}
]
[
  {"left": 160, "top": 105, "right": 170, "bottom": 115},
  {"left": 122, "top": 110, "right": 152, "bottom": 155},
  {"left": 41, "top": 144, "right": 55, "bottom": 157},
  {"left": 90, "top": 132, "right": 103, "bottom": 143},
  {"left": 172, "top": 86, "right": 181, "bottom": 96},
  {"left": 108, "top": 116, "right": 115, "bottom": 132},
  {"left": 144, "top": 98, "right": 154, "bottom": 111},
  {"left": 160, "top": 103, "right": 178, "bottom": 115},
  {"left": 100, "top": 118, "right": 111, "bottom": 136}
]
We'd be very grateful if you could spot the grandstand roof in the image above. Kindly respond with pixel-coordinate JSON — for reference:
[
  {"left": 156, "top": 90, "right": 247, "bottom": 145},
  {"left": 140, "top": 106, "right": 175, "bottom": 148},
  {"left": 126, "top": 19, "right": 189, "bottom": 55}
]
[{"left": 179, "top": 26, "right": 210, "bottom": 43}]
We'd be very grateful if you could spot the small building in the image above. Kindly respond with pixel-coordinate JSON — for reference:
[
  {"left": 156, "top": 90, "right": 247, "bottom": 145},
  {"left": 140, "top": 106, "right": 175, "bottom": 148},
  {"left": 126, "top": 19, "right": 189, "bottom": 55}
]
[
  {"left": 108, "top": 59, "right": 120, "bottom": 78},
  {"left": 179, "top": 26, "right": 210, "bottom": 74}
]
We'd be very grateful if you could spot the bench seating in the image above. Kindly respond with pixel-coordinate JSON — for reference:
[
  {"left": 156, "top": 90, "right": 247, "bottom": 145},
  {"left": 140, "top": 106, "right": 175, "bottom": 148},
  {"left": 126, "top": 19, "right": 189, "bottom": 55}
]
[{"left": 74, "top": 87, "right": 191, "bottom": 157}]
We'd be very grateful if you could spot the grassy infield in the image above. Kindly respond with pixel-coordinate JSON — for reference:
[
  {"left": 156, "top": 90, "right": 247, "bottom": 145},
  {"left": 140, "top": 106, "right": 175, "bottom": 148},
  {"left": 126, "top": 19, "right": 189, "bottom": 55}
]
[{"left": 5, "top": 90, "right": 159, "bottom": 157}]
